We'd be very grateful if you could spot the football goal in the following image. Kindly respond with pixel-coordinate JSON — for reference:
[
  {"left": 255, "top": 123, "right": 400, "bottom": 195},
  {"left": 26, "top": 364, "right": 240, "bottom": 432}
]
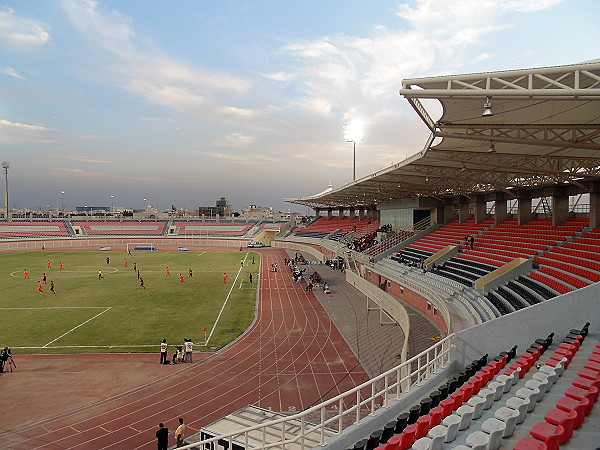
[{"left": 126, "top": 243, "right": 157, "bottom": 252}]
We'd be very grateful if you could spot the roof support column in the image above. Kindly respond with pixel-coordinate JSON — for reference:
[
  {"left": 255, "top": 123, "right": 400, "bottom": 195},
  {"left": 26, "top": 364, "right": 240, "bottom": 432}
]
[
  {"left": 338, "top": 207, "right": 345, "bottom": 219},
  {"left": 590, "top": 189, "right": 600, "bottom": 229},
  {"left": 517, "top": 196, "right": 533, "bottom": 226},
  {"left": 358, "top": 207, "right": 366, "bottom": 221},
  {"left": 314, "top": 208, "right": 321, "bottom": 218},
  {"left": 443, "top": 203, "right": 457, "bottom": 224},
  {"left": 458, "top": 197, "right": 470, "bottom": 223},
  {"left": 475, "top": 195, "right": 489, "bottom": 224},
  {"left": 366, "top": 206, "right": 377, "bottom": 221},
  {"left": 327, "top": 208, "right": 333, "bottom": 219},
  {"left": 552, "top": 192, "right": 570, "bottom": 226},
  {"left": 494, "top": 193, "right": 508, "bottom": 225},
  {"left": 349, "top": 208, "right": 355, "bottom": 220}
]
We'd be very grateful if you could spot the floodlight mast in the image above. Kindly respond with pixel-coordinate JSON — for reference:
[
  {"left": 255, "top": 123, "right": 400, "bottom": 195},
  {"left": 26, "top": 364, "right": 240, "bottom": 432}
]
[
  {"left": 343, "top": 120, "right": 364, "bottom": 182},
  {"left": 2, "top": 161, "right": 9, "bottom": 222}
]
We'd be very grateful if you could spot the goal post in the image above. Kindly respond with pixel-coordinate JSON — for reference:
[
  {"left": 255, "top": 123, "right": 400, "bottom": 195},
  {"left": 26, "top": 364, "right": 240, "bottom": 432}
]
[{"left": 126, "top": 243, "right": 157, "bottom": 252}]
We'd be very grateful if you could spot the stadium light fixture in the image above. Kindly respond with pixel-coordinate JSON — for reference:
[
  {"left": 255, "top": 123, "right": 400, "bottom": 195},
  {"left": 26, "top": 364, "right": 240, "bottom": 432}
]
[
  {"left": 110, "top": 195, "right": 115, "bottom": 215},
  {"left": 2, "top": 161, "right": 9, "bottom": 222},
  {"left": 61, "top": 190, "right": 65, "bottom": 211},
  {"left": 482, "top": 97, "right": 494, "bottom": 117},
  {"left": 343, "top": 119, "right": 364, "bottom": 181}
]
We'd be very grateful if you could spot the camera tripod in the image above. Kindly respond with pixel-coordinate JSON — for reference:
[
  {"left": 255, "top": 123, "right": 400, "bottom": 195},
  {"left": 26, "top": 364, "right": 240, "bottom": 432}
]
[{"left": 5, "top": 356, "right": 16, "bottom": 372}]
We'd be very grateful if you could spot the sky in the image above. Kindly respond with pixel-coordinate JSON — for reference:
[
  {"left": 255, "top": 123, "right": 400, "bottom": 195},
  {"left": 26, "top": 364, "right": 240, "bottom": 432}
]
[{"left": 1, "top": 0, "right": 599, "bottom": 214}]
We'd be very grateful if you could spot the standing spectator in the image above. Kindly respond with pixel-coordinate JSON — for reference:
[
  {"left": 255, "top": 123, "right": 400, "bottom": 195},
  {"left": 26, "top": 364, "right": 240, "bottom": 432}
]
[
  {"left": 175, "top": 418, "right": 185, "bottom": 447},
  {"left": 156, "top": 423, "right": 168, "bottom": 450},
  {"left": 160, "top": 339, "right": 168, "bottom": 365},
  {"left": 184, "top": 339, "right": 193, "bottom": 363}
]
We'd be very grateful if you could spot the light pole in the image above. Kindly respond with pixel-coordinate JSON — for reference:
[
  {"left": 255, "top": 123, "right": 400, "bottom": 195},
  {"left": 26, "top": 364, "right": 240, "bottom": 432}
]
[
  {"left": 61, "top": 191, "right": 65, "bottom": 212},
  {"left": 110, "top": 195, "right": 115, "bottom": 216},
  {"left": 2, "top": 161, "right": 9, "bottom": 222},
  {"left": 343, "top": 119, "right": 364, "bottom": 181}
]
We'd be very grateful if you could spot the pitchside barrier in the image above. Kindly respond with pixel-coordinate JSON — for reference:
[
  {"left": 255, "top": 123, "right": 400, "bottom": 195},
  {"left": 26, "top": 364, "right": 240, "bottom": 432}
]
[{"left": 0, "top": 238, "right": 251, "bottom": 252}]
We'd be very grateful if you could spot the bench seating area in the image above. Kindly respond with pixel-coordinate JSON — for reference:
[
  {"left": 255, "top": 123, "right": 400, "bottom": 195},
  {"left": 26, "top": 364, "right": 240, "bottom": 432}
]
[
  {"left": 386, "top": 217, "right": 597, "bottom": 318},
  {"left": 0, "top": 221, "right": 70, "bottom": 238},
  {"left": 345, "top": 322, "right": 598, "bottom": 450},
  {"left": 73, "top": 221, "right": 167, "bottom": 236},
  {"left": 173, "top": 221, "right": 254, "bottom": 236},
  {"left": 293, "top": 216, "right": 361, "bottom": 239}
]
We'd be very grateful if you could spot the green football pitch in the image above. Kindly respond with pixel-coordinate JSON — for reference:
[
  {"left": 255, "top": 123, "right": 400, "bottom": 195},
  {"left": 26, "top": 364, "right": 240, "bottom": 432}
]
[{"left": 0, "top": 249, "right": 260, "bottom": 355}]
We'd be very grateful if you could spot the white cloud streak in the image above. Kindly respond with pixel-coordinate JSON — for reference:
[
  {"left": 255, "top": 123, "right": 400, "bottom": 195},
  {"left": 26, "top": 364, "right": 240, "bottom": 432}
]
[
  {"left": 0, "top": 8, "right": 50, "bottom": 52},
  {"left": 2, "top": 67, "right": 25, "bottom": 79}
]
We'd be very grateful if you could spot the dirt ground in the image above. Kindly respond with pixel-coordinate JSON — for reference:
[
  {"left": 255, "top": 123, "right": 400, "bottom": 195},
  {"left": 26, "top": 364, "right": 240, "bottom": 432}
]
[{"left": 0, "top": 352, "right": 190, "bottom": 433}]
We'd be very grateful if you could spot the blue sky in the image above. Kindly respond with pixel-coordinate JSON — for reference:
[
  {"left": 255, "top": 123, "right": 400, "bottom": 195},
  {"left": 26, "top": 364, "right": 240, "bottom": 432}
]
[{"left": 1, "top": 0, "right": 598, "bottom": 213}]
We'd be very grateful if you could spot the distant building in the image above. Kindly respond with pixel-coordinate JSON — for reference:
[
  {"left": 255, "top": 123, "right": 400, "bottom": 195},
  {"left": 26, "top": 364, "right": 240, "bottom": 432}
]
[
  {"left": 198, "top": 197, "right": 232, "bottom": 219},
  {"left": 242, "top": 205, "right": 273, "bottom": 221}
]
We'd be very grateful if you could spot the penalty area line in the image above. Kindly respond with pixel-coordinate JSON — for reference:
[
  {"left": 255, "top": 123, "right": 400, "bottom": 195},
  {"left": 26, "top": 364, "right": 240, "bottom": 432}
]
[{"left": 43, "top": 307, "right": 112, "bottom": 348}]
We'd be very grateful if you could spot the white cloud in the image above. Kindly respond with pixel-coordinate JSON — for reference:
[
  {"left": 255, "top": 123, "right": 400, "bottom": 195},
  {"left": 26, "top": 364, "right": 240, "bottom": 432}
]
[
  {"left": 50, "top": 167, "right": 162, "bottom": 183},
  {"left": 213, "top": 133, "right": 258, "bottom": 147},
  {"left": 0, "top": 8, "right": 50, "bottom": 52},
  {"left": 0, "top": 119, "right": 55, "bottom": 143},
  {"left": 61, "top": 154, "right": 113, "bottom": 164},
  {"left": 2, "top": 67, "right": 25, "bottom": 80},
  {"left": 60, "top": 0, "right": 252, "bottom": 120},
  {"left": 261, "top": 71, "right": 295, "bottom": 82}
]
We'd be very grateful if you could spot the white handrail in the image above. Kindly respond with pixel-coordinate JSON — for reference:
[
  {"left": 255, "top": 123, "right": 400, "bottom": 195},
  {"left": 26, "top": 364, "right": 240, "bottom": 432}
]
[{"left": 180, "top": 334, "right": 456, "bottom": 449}]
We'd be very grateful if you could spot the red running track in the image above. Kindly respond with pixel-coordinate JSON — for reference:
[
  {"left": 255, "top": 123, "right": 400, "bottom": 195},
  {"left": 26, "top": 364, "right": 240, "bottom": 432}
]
[{"left": 3, "top": 248, "right": 369, "bottom": 449}]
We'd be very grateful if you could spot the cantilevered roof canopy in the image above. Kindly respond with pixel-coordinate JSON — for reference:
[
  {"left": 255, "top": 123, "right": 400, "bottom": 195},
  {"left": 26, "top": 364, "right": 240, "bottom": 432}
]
[{"left": 285, "top": 60, "right": 600, "bottom": 209}]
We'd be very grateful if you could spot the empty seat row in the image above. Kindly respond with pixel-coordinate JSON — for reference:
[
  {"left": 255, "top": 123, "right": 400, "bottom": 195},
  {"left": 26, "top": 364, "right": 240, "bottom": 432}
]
[{"left": 515, "top": 323, "right": 596, "bottom": 449}]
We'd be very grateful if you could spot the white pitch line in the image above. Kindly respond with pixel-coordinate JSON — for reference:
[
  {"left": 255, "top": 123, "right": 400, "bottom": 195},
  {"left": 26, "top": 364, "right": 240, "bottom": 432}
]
[
  {"left": 0, "top": 306, "right": 111, "bottom": 310},
  {"left": 205, "top": 255, "right": 246, "bottom": 345},
  {"left": 43, "top": 307, "right": 112, "bottom": 348}
]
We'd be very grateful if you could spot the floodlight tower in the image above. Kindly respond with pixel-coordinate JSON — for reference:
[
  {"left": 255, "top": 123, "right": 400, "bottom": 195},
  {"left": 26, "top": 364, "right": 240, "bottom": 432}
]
[
  {"left": 343, "top": 119, "right": 364, "bottom": 181},
  {"left": 61, "top": 190, "right": 65, "bottom": 212},
  {"left": 2, "top": 161, "right": 9, "bottom": 222}
]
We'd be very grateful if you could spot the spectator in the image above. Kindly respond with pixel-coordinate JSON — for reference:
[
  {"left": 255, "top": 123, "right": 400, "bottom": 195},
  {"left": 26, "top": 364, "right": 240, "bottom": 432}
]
[
  {"left": 156, "top": 423, "right": 168, "bottom": 450},
  {"left": 175, "top": 418, "right": 185, "bottom": 447},
  {"left": 160, "top": 339, "right": 168, "bottom": 365},
  {"left": 184, "top": 339, "right": 193, "bottom": 363}
]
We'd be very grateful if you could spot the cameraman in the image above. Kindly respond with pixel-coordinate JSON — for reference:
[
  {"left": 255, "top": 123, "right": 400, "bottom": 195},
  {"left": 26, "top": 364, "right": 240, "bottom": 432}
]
[{"left": 0, "top": 347, "right": 9, "bottom": 373}]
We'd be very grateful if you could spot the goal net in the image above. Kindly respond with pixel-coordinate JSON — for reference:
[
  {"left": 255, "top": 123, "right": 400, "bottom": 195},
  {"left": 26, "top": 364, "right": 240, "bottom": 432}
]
[{"left": 126, "top": 243, "right": 157, "bottom": 252}]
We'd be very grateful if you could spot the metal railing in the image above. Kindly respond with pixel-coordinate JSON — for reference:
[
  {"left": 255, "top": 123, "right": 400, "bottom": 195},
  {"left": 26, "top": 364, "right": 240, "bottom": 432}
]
[{"left": 181, "top": 334, "right": 456, "bottom": 449}]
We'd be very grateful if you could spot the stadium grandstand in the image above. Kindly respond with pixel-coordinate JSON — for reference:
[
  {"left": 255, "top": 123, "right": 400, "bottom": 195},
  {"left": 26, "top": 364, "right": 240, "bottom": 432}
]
[{"left": 1, "top": 60, "right": 599, "bottom": 449}]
